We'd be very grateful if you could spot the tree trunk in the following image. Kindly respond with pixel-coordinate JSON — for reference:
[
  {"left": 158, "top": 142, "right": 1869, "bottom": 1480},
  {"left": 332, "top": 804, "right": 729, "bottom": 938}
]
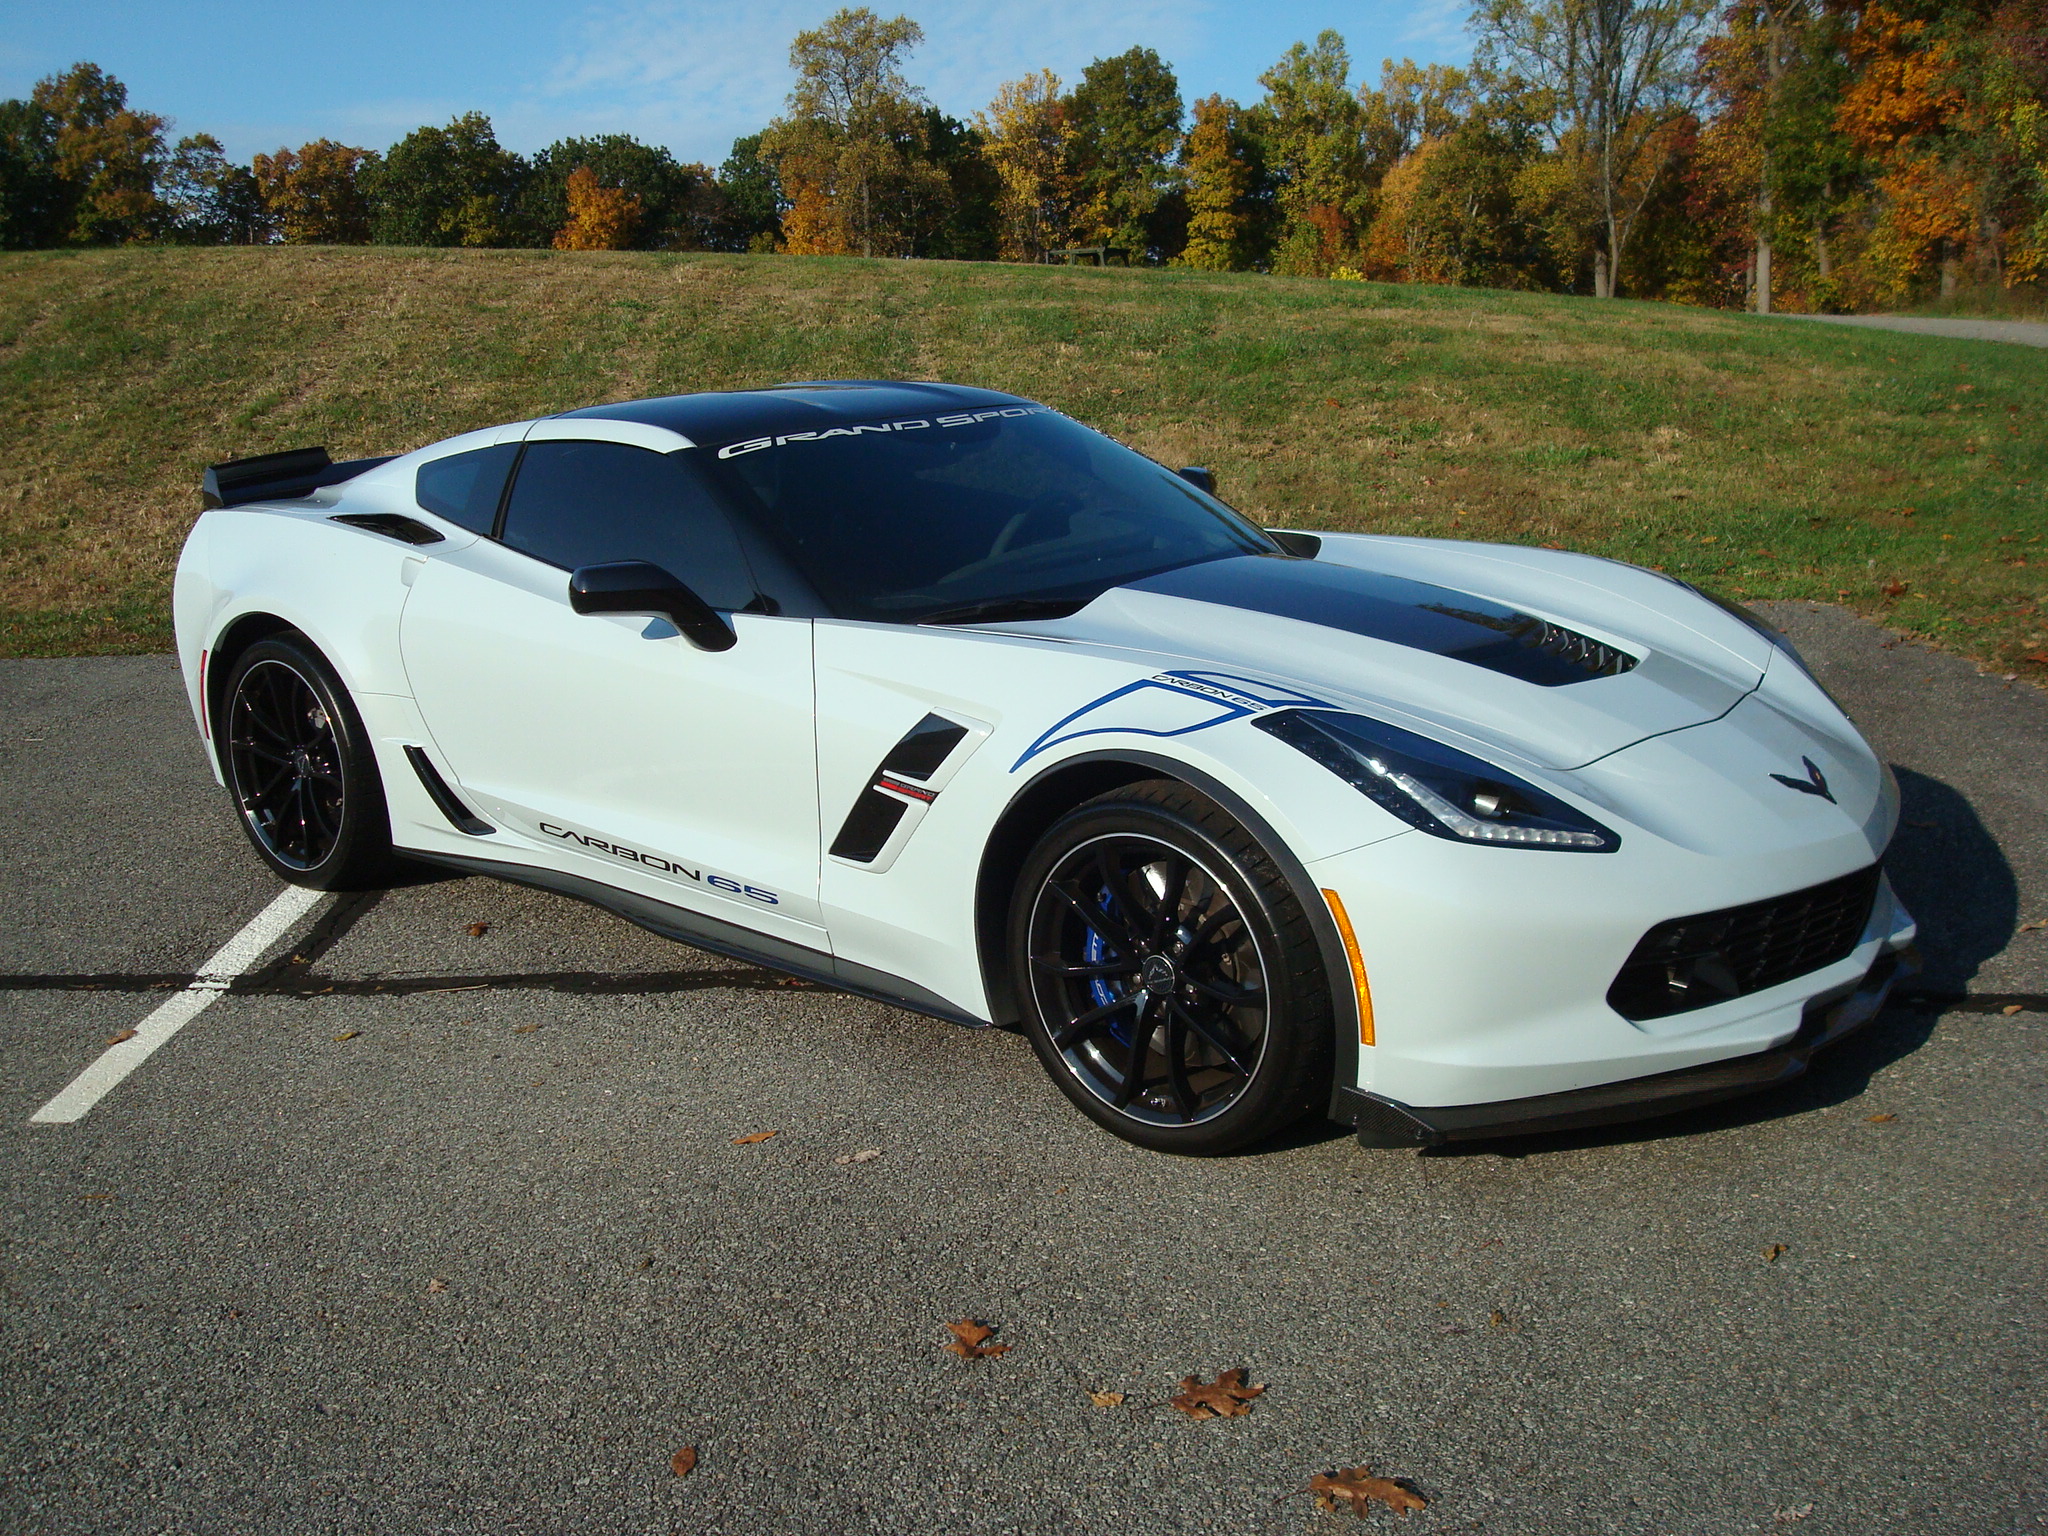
[
  {"left": 1594, "top": 246, "right": 1611, "bottom": 299},
  {"left": 1940, "top": 239, "right": 1958, "bottom": 298},
  {"left": 1814, "top": 220, "right": 1831, "bottom": 279},
  {"left": 1756, "top": 235, "right": 1772, "bottom": 314}
]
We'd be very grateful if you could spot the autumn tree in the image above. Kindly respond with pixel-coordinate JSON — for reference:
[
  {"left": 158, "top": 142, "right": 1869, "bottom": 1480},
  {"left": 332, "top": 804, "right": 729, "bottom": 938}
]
[
  {"left": 1250, "top": 32, "right": 1373, "bottom": 275},
  {"left": 28, "top": 62, "right": 167, "bottom": 244},
  {"left": 547, "top": 166, "right": 639, "bottom": 249},
  {"left": 1474, "top": 0, "right": 1718, "bottom": 294},
  {"left": 252, "top": 140, "right": 376, "bottom": 243},
  {"left": 1976, "top": 0, "right": 2048, "bottom": 285},
  {"left": 1064, "top": 46, "right": 1184, "bottom": 259},
  {"left": 980, "top": 71, "right": 1078, "bottom": 260},
  {"left": 1362, "top": 59, "right": 1478, "bottom": 170},
  {"left": 1693, "top": 1, "right": 1861, "bottom": 309},
  {"left": 1176, "top": 94, "right": 1264, "bottom": 269},
  {"left": 525, "top": 135, "right": 724, "bottom": 249},
  {"left": 763, "top": 7, "right": 945, "bottom": 256}
]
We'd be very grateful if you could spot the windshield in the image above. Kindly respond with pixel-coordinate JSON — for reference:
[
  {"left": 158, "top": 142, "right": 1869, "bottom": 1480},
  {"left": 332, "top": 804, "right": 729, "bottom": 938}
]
[{"left": 692, "top": 406, "right": 1276, "bottom": 622}]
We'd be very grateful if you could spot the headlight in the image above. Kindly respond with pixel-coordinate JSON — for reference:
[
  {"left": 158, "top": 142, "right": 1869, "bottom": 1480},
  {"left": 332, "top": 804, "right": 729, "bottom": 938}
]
[{"left": 1255, "top": 710, "right": 1619, "bottom": 852}]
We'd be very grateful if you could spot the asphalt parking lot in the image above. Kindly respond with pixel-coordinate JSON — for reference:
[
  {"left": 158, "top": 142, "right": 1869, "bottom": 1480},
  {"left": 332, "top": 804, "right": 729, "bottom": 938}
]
[{"left": 2, "top": 603, "right": 2043, "bottom": 1536}]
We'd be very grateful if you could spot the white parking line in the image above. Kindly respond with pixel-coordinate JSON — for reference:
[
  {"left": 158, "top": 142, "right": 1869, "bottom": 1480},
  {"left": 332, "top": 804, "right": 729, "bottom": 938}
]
[{"left": 29, "top": 884, "right": 327, "bottom": 1125}]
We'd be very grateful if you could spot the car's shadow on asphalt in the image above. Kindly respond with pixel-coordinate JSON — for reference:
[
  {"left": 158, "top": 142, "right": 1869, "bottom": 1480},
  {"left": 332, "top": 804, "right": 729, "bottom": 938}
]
[{"left": 1380, "top": 766, "right": 2021, "bottom": 1162}]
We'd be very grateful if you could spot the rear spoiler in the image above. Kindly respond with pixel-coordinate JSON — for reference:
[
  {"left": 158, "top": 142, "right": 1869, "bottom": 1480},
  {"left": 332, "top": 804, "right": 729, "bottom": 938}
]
[{"left": 201, "top": 447, "right": 398, "bottom": 509}]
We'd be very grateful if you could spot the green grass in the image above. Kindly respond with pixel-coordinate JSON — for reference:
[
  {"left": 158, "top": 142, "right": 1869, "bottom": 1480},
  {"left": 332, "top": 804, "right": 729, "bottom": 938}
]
[{"left": 3, "top": 245, "right": 2044, "bottom": 678}]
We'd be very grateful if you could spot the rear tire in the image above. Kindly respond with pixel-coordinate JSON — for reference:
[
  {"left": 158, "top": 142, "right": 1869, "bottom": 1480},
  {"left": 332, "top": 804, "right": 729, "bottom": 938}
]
[
  {"left": 1008, "top": 779, "right": 1333, "bottom": 1155},
  {"left": 218, "top": 634, "right": 397, "bottom": 890}
]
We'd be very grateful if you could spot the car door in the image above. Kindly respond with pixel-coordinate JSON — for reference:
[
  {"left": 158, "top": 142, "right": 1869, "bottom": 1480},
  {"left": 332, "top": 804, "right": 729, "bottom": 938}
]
[{"left": 397, "top": 427, "right": 826, "bottom": 949}]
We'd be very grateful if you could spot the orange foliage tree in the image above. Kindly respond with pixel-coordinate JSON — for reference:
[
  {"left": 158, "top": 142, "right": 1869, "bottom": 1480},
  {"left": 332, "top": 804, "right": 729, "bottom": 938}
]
[
  {"left": 29, "top": 62, "right": 166, "bottom": 244},
  {"left": 251, "top": 140, "right": 375, "bottom": 243},
  {"left": 553, "top": 166, "right": 643, "bottom": 249},
  {"left": 1176, "top": 94, "right": 1258, "bottom": 270}
]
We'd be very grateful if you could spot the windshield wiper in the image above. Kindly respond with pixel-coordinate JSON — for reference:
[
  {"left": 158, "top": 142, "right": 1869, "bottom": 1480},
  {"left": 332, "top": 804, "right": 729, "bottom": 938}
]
[{"left": 916, "top": 597, "right": 1089, "bottom": 627}]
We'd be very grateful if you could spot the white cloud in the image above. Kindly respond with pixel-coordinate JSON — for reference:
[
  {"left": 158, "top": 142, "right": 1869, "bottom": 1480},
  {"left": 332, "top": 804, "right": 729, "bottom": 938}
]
[
  {"left": 1395, "top": 0, "right": 1474, "bottom": 58},
  {"left": 531, "top": 0, "right": 1212, "bottom": 162}
]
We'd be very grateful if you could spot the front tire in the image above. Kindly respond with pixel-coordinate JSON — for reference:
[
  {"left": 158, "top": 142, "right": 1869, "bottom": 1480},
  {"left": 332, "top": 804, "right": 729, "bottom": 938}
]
[
  {"left": 1009, "top": 780, "right": 1334, "bottom": 1155},
  {"left": 219, "top": 634, "right": 396, "bottom": 890}
]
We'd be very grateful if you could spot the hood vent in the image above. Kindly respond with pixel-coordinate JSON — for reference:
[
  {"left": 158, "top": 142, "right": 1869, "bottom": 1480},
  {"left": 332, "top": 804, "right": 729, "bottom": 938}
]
[
  {"left": 1423, "top": 603, "right": 1637, "bottom": 680},
  {"left": 1126, "top": 556, "right": 1639, "bottom": 687}
]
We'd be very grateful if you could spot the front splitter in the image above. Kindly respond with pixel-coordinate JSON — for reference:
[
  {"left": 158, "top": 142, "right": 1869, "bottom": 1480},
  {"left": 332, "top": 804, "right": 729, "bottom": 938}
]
[{"left": 1337, "top": 946, "right": 1920, "bottom": 1149}]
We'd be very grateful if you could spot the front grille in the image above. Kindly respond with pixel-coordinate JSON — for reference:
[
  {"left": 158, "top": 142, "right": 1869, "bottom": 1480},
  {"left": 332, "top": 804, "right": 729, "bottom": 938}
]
[{"left": 1607, "top": 866, "right": 1882, "bottom": 1022}]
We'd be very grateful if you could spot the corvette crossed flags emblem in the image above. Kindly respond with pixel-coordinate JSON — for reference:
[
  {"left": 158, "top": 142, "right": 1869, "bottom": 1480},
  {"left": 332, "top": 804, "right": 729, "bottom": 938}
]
[{"left": 1770, "top": 756, "right": 1836, "bottom": 803}]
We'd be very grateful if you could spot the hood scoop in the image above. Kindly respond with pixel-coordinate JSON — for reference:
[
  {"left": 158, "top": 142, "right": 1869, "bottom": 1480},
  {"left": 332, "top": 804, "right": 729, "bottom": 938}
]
[{"left": 1125, "top": 557, "right": 1636, "bottom": 687}]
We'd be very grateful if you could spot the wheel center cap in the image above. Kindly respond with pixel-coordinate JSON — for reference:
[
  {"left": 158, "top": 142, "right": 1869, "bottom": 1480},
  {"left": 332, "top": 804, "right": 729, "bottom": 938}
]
[
  {"left": 1140, "top": 954, "right": 1177, "bottom": 996},
  {"left": 290, "top": 746, "right": 312, "bottom": 777}
]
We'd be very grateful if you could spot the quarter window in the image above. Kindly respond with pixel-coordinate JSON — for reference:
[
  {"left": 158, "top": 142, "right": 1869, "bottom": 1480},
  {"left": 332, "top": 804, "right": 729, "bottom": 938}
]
[
  {"left": 499, "top": 440, "right": 757, "bottom": 610},
  {"left": 414, "top": 444, "right": 518, "bottom": 535}
]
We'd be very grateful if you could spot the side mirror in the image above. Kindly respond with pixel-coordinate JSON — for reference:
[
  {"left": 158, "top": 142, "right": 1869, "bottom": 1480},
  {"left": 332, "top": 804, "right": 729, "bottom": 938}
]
[
  {"left": 1177, "top": 466, "right": 1217, "bottom": 496},
  {"left": 568, "top": 561, "right": 736, "bottom": 652}
]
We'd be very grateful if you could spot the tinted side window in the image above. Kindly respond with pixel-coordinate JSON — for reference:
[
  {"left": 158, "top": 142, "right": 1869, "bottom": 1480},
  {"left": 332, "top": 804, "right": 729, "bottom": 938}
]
[
  {"left": 500, "top": 440, "right": 756, "bottom": 610},
  {"left": 415, "top": 444, "right": 518, "bottom": 535}
]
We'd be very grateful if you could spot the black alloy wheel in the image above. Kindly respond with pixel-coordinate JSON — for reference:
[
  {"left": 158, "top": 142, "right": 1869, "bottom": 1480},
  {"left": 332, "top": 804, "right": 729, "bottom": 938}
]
[
  {"left": 220, "top": 634, "right": 396, "bottom": 889},
  {"left": 1011, "top": 780, "right": 1333, "bottom": 1155}
]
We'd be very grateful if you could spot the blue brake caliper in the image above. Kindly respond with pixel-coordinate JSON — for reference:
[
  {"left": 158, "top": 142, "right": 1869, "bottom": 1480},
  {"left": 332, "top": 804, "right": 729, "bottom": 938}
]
[{"left": 1083, "top": 888, "right": 1135, "bottom": 1047}]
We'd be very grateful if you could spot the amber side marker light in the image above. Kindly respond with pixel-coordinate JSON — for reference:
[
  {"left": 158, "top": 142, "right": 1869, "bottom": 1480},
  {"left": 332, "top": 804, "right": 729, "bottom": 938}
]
[{"left": 1320, "top": 888, "right": 1375, "bottom": 1046}]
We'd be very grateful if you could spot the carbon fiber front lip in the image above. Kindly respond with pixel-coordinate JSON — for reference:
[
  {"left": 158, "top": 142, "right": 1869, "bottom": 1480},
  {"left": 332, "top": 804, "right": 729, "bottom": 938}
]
[{"left": 1339, "top": 946, "right": 1919, "bottom": 1148}]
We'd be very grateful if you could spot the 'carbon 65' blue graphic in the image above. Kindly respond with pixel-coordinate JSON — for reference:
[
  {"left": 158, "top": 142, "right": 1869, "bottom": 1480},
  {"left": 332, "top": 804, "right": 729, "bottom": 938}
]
[{"left": 1011, "top": 671, "right": 1331, "bottom": 771}]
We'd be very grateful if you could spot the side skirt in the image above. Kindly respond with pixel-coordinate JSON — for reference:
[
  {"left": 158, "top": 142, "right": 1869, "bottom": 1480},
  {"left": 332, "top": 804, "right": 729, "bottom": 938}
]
[{"left": 404, "top": 848, "right": 990, "bottom": 1030}]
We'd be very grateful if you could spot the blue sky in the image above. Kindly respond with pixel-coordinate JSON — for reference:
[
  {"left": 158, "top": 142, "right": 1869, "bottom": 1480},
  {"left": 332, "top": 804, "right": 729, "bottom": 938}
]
[{"left": 1, "top": 2, "right": 1473, "bottom": 169}]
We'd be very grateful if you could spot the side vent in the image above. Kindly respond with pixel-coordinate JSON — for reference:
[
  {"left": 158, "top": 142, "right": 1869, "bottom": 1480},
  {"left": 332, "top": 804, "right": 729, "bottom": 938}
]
[
  {"left": 332, "top": 512, "right": 445, "bottom": 545},
  {"left": 404, "top": 746, "right": 494, "bottom": 835},
  {"left": 829, "top": 713, "right": 970, "bottom": 864}
]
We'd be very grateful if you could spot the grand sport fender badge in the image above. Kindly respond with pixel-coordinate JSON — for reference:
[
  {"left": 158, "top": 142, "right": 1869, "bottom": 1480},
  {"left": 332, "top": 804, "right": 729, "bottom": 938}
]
[
  {"left": 1769, "top": 757, "right": 1835, "bottom": 803},
  {"left": 536, "top": 821, "right": 781, "bottom": 904}
]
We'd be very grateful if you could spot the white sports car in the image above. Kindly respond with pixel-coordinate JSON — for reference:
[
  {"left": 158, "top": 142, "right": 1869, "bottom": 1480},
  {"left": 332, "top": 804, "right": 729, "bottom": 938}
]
[{"left": 174, "top": 382, "right": 1918, "bottom": 1154}]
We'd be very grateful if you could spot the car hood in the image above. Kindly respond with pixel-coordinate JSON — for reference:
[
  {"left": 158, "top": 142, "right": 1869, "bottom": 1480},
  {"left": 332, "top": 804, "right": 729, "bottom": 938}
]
[{"left": 1015, "top": 536, "right": 1779, "bottom": 772}]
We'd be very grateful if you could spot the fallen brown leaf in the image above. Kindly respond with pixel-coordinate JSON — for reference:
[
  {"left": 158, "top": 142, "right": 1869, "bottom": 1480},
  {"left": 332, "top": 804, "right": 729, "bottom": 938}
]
[
  {"left": 1765, "top": 1243, "right": 1788, "bottom": 1262},
  {"left": 1866, "top": 1113, "right": 1897, "bottom": 1123},
  {"left": 513, "top": 1023, "right": 540, "bottom": 1034},
  {"left": 465, "top": 922, "right": 489, "bottom": 937},
  {"left": 670, "top": 1445, "right": 697, "bottom": 1478},
  {"left": 1488, "top": 1309, "right": 1509, "bottom": 1328},
  {"left": 1087, "top": 1390, "right": 1126, "bottom": 1408},
  {"left": 731, "top": 1131, "right": 777, "bottom": 1145},
  {"left": 1880, "top": 579, "right": 1909, "bottom": 598},
  {"left": 834, "top": 1148, "right": 882, "bottom": 1165},
  {"left": 2001, "top": 1003, "right": 2025, "bottom": 1015},
  {"left": 2024, "top": 654, "right": 2048, "bottom": 666},
  {"left": 1169, "top": 1367, "right": 1264, "bottom": 1418},
  {"left": 2017, "top": 919, "right": 2046, "bottom": 933},
  {"left": 943, "top": 1319, "right": 1012, "bottom": 1359},
  {"left": 333, "top": 1031, "right": 361, "bottom": 1042},
  {"left": 425, "top": 1278, "right": 448, "bottom": 1294},
  {"left": 1310, "top": 1466, "right": 1428, "bottom": 1517},
  {"left": 105, "top": 1029, "right": 137, "bottom": 1044}
]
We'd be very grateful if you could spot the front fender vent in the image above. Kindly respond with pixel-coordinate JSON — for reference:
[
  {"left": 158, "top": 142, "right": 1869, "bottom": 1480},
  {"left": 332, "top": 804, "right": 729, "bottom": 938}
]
[{"left": 404, "top": 745, "right": 493, "bottom": 836}]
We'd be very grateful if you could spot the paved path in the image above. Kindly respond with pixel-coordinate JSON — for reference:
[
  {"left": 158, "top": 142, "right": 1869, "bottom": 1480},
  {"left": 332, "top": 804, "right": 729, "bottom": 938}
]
[
  {"left": 1784, "top": 312, "right": 2048, "bottom": 348},
  {"left": 1, "top": 612, "right": 2043, "bottom": 1535}
]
